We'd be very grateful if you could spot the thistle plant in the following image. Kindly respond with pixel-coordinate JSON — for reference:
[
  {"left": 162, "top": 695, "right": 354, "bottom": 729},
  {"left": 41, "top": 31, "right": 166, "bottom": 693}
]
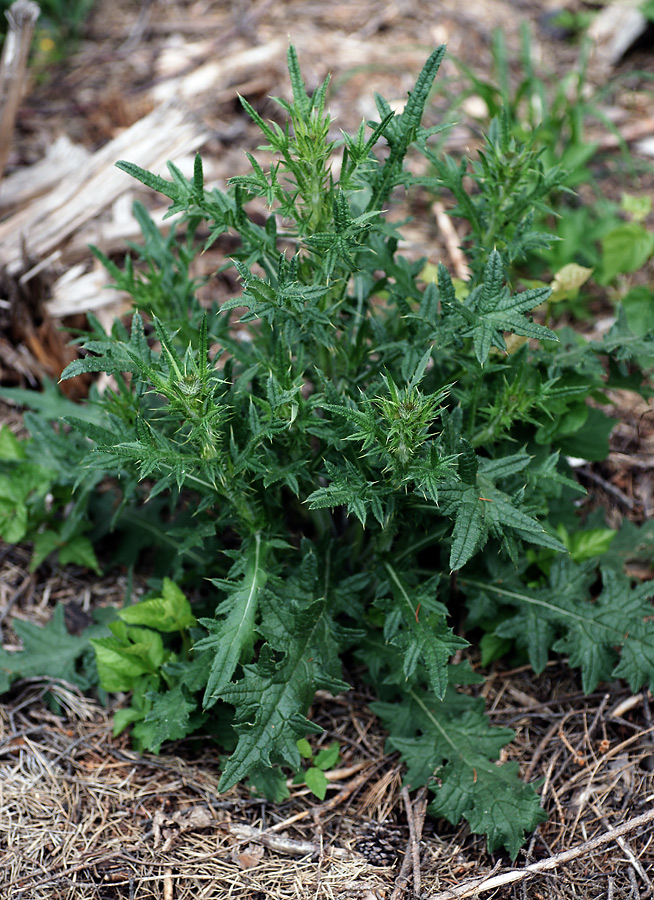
[{"left": 2, "top": 45, "right": 654, "bottom": 859}]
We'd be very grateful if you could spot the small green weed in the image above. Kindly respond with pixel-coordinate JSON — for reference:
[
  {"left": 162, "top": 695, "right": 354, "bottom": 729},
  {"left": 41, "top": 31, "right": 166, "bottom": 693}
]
[
  {"left": 0, "top": 419, "right": 100, "bottom": 573},
  {"left": 294, "top": 739, "right": 341, "bottom": 801},
  {"left": 441, "top": 25, "right": 654, "bottom": 316},
  {"left": 2, "top": 45, "right": 654, "bottom": 859}
]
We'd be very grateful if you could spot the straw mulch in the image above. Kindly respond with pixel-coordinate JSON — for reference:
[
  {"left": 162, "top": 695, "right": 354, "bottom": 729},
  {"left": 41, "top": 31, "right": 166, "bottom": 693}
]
[{"left": 2, "top": 536, "right": 654, "bottom": 899}]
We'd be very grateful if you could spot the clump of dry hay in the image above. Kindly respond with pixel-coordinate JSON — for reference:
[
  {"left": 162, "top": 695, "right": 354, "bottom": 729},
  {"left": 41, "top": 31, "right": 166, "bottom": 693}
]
[{"left": 1, "top": 661, "right": 653, "bottom": 900}]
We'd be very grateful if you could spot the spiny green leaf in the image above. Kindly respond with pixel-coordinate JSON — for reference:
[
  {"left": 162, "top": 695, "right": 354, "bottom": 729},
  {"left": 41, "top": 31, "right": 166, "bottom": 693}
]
[
  {"left": 116, "top": 161, "right": 182, "bottom": 201},
  {"left": 217, "top": 595, "right": 347, "bottom": 792},
  {"left": 458, "top": 250, "right": 556, "bottom": 364},
  {"left": 464, "top": 559, "right": 654, "bottom": 693},
  {"left": 373, "top": 687, "right": 546, "bottom": 858},
  {"left": 385, "top": 564, "right": 467, "bottom": 698},
  {"left": 458, "top": 439, "right": 478, "bottom": 484},
  {"left": 448, "top": 489, "right": 485, "bottom": 570},
  {"left": 217, "top": 644, "right": 318, "bottom": 792},
  {"left": 286, "top": 44, "right": 311, "bottom": 117},
  {"left": 144, "top": 684, "right": 200, "bottom": 754},
  {"left": 197, "top": 534, "right": 269, "bottom": 707}
]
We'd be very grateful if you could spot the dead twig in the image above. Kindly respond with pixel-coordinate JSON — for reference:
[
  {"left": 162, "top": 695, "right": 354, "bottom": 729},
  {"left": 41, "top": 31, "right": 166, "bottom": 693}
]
[
  {"left": 162, "top": 867, "right": 173, "bottom": 900},
  {"left": 410, "top": 787, "right": 428, "bottom": 896},
  {"left": 524, "top": 714, "right": 572, "bottom": 783},
  {"left": 0, "top": 571, "right": 34, "bottom": 640},
  {"left": 6, "top": 852, "right": 125, "bottom": 893},
  {"left": 561, "top": 725, "right": 654, "bottom": 793},
  {"left": 428, "top": 807, "right": 654, "bottom": 900},
  {"left": 431, "top": 201, "right": 470, "bottom": 282},
  {"left": 578, "top": 465, "right": 636, "bottom": 512},
  {"left": 228, "top": 823, "right": 357, "bottom": 860},
  {"left": 391, "top": 786, "right": 428, "bottom": 900},
  {"left": 592, "top": 804, "right": 654, "bottom": 896}
]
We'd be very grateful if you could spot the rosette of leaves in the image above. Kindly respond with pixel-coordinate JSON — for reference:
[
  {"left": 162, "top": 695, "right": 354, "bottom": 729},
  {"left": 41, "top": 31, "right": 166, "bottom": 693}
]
[{"left": 1, "top": 43, "right": 653, "bottom": 859}]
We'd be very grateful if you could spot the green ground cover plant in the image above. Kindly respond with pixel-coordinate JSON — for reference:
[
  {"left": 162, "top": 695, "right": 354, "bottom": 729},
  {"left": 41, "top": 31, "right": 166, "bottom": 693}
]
[{"left": 2, "top": 45, "right": 654, "bottom": 858}]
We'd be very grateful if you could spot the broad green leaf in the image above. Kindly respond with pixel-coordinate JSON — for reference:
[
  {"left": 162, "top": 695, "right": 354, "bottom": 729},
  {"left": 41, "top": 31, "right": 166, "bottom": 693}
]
[
  {"left": 0, "top": 494, "right": 29, "bottom": 543},
  {"left": 557, "top": 407, "right": 614, "bottom": 462},
  {"left": 112, "top": 705, "right": 144, "bottom": 737},
  {"left": 621, "top": 192, "right": 651, "bottom": 222},
  {"left": 549, "top": 263, "right": 593, "bottom": 303},
  {"left": 601, "top": 222, "right": 654, "bottom": 283},
  {"left": 304, "top": 766, "right": 328, "bottom": 800},
  {"left": 0, "top": 425, "right": 26, "bottom": 460},
  {"left": 92, "top": 623, "right": 167, "bottom": 692},
  {"left": 562, "top": 526, "right": 616, "bottom": 563},
  {"left": 0, "top": 454, "right": 56, "bottom": 544},
  {"left": 120, "top": 578, "right": 196, "bottom": 633},
  {"left": 313, "top": 741, "right": 340, "bottom": 770},
  {"left": 622, "top": 286, "right": 654, "bottom": 337},
  {"left": 297, "top": 738, "right": 313, "bottom": 759}
]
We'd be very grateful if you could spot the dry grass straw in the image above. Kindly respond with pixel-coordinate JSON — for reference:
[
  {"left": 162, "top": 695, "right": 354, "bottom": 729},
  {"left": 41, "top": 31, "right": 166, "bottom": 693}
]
[
  {"left": 0, "top": 680, "right": 397, "bottom": 899},
  {"left": 1, "top": 569, "right": 653, "bottom": 900}
]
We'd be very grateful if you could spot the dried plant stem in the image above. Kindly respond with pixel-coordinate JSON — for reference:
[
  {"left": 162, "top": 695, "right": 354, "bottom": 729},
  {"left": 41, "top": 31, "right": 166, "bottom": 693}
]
[
  {"left": 428, "top": 807, "right": 654, "bottom": 900},
  {"left": 0, "top": 0, "right": 39, "bottom": 184},
  {"left": 269, "top": 765, "right": 375, "bottom": 833}
]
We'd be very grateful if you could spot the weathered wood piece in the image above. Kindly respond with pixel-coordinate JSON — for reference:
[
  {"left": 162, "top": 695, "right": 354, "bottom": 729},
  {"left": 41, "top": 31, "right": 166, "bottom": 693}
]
[
  {"left": 587, "top": 0, "right": 649, "bottom": 68},
  {"left": 0, "top": 100, "right": 208, "bottom": 280},
  {"left": 0, "top": 135, "right": 90, "bottom": 212},
  {"left": 152, "top": 39, "right": 283, "bottom": 103}
]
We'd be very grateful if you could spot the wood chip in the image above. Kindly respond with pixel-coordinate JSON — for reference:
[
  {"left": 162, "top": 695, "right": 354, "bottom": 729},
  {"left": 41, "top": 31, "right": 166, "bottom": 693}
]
[{"left": 0, "top": 100, "right": 208, "bottom": 277}]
